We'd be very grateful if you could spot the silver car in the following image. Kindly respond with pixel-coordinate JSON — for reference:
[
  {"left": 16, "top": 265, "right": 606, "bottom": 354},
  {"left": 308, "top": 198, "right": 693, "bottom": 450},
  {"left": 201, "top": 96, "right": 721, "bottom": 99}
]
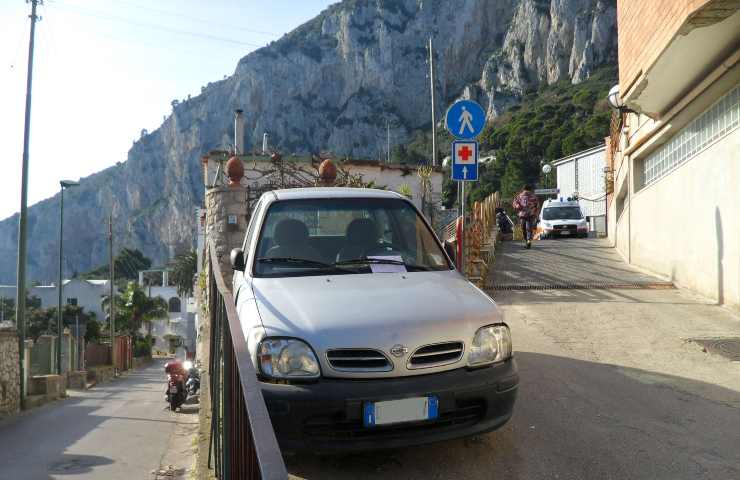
[{"left": 231, "top": 187, "right": 518, "bottom": 452}]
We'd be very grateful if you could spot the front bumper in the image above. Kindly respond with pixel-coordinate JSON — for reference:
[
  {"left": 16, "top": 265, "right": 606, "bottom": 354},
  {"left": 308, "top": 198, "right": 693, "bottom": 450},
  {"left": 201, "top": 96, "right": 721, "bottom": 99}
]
[{"left": 260, "top": 358, "right": 518, "bottom": 453}]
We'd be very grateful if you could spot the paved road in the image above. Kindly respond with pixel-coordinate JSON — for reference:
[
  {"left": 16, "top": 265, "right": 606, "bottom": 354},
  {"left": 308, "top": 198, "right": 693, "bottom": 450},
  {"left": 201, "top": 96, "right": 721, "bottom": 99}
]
[
  {"left": 288, "top": 240, "right": 740, "bottom": 479},
  {"left": 489, "top": 237, "right": 672, "bottom": 288},
  {"left": 0, "top": 360, "right": 197, "bottom": 480}
]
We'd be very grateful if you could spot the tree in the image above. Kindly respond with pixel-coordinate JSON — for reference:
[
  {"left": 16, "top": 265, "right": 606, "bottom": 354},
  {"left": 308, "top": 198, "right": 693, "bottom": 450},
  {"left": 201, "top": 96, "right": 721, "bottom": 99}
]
[
  {"left": 169, "top": 250, "right": 197, "bottom": 297},
  {"left": 103, "top": 282, "right": 168, "bottom": 337},
  {"left": 83, "top": 248, "right": 152, "bottom": 280},
  {"left": 85, "top": 318, "right": 101, "bottom": 343}
]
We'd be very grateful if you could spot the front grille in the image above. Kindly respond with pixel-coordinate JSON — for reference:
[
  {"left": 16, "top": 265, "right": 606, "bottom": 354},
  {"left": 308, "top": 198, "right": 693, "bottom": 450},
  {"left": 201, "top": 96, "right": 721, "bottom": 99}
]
[
  {"left": 303, "top": 399, "right": 484, "bottom": 440},
  {"left": 326, "top": 349, "right": 392, "bottom": 372},
  {"left": 553, "top": 224, "right": 577, "bottom": 232},
  {"left": 407, "top": 342, "right": 464, "bottom": 369}
]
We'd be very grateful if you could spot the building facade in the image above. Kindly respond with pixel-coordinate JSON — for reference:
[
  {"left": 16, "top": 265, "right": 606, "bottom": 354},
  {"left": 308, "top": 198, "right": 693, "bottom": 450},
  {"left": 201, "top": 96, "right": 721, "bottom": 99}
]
[
  {"left": 554, "top": 144, "right": 608, "bottom": 234},
  {"left": 609, "top": 0, "right": 739, "bottom": 305},
  {"left": 138, "top": 269, "right": 196, "bottom": 356},
  {"left": 0, "top": 279, "right": 110, "bottom": 321}
]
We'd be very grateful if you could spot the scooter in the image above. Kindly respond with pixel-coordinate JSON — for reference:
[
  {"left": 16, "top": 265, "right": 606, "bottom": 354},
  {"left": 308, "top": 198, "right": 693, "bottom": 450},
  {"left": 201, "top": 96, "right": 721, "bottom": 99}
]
[
  {"left": 165, "top": 360, "right": 188, "bottom": 411},
  {"left": 185, "top": 361, "right": 200, "bottom": 396}
]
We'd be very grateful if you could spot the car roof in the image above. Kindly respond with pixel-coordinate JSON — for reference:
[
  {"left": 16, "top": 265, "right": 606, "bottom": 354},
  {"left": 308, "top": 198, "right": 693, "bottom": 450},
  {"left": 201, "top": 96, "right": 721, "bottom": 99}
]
[
  {"left": 543, "top": 199, "right": 580, "bottom": 207},
  {"left": 269, "top": 187, "right": 404, "bottom": 201}
]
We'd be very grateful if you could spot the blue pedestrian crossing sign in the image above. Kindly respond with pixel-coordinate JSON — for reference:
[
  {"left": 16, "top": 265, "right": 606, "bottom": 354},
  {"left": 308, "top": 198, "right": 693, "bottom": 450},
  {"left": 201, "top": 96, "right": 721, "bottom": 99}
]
[
  {"left": 451, "top": 140, "right": 478, "bottom": 181},
  {"left": 445, "top": 100, "right": 486, "bottom": 140}
]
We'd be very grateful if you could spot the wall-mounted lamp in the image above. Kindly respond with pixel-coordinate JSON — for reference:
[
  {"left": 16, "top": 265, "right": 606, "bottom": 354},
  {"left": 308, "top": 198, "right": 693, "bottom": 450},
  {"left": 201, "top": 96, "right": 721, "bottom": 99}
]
[{"left": 607, "top": 85, "right": 638, "bottom": 114}]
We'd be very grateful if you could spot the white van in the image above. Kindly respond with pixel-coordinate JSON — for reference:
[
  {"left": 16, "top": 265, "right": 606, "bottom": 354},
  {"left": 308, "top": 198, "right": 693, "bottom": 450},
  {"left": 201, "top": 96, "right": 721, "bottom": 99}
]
[{"left": 538, "top": 199, "right": 589, "bottom": 238}]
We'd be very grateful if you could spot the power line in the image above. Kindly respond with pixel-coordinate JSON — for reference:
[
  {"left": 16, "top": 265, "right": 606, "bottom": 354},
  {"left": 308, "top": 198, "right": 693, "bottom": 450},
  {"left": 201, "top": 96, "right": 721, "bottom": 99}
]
[
  {"left": 46, "top": 0, "right": 267, "bottom": 49},
  {"left": 105, "top": 0, "right": 280, "bottom": 38}
]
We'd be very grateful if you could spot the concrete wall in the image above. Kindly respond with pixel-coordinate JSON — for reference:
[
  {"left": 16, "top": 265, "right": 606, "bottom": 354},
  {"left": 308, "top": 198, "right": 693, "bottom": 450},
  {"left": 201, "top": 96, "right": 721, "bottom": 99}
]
[
  {"left": 609, "top": 71, "right": 740, "bottom": 306},
  {"left": 0, "top": 329, "right": 20, "bottom": 417},
  {"left": 629, "top": 128, "right": 739, "bottom": 304},
  {"left": 30, "top": 335, "right": 56, "bottom": 376}
]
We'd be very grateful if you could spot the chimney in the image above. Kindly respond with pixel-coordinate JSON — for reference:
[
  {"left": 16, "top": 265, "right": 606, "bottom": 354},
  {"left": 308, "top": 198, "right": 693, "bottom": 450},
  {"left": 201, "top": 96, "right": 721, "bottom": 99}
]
[
  {"left": 234, "top": 109, "right": 245, "bottom": 154},
  {"left": 262, "top": 132, "right": 269, "bottom": 154}
]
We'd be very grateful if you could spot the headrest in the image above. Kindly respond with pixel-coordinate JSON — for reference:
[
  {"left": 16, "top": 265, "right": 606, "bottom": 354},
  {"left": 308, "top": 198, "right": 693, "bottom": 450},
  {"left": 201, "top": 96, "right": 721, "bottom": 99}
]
[
  {"left": 273, "top": 219, "right": 309, "bottom": 246},
  {"left": 346, "top": 218, "right": 378, "bottom": 245}
]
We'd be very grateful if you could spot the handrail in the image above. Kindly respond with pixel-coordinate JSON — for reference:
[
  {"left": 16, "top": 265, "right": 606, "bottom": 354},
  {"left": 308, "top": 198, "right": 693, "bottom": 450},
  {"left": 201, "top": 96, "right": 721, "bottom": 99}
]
[{"left": 208, "top": 241, "right": 288, "bottom": 480}]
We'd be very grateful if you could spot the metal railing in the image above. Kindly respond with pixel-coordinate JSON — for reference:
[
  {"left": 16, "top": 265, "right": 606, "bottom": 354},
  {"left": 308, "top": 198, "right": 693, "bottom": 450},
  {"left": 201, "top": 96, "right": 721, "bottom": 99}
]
[
  {"left": 208, "top": 242, "right": 288, "bottom": 480},
  {"left": 440, "top": 193, "right": 501, "bottom": 286}
]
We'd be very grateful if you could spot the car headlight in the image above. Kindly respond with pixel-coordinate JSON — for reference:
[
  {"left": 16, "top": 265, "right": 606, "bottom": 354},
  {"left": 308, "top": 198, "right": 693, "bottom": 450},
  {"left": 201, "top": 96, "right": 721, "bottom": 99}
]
[
  {"left": 468, "top": 324, "right": 512, "bottom": 367},
  {"left": 542, "top": 221, "right": 552, "bottom": 228},
  {"left": 258, "top": 338, "right": 320, "bottom": 379}
]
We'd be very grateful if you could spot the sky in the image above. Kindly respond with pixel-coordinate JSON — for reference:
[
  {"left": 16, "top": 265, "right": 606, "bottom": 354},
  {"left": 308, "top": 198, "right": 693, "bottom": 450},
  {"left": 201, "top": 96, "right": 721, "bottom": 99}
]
[{"left": 0, "top": 0, "right": 337, "bottom": 220}]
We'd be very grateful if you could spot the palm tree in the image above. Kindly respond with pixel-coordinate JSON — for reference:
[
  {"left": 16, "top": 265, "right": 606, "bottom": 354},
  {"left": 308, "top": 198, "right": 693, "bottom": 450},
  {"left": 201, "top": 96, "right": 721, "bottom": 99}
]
[
  {"left": 169, "top": 250, "right": 197, "bottom": 297},
  {"left": 102, "top": 282, "right": 168, "bottom": 336}
]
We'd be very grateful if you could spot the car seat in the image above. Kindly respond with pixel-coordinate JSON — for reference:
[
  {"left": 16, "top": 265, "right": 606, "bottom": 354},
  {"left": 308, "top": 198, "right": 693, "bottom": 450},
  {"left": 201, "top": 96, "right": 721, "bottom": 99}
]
[
  {"left": 336, "top": 218, "right": 379, "bottom": 262},
  {"left": 265, "top": 219, "right": 322, "bottom": 261}
]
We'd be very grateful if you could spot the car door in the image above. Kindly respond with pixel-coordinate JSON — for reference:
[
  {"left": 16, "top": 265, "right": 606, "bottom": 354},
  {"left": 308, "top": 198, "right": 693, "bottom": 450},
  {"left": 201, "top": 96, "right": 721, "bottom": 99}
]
[{"left": 234, "top": 198, "right": 264, "bottom": 307}]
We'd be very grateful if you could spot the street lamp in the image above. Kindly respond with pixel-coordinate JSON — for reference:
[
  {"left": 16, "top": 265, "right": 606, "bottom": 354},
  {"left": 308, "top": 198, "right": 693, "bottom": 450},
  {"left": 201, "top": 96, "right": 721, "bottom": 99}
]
[
  {"left": 607, "top": 85, "right": 638, "bottom": 114},
  {"left": 542, "top": 163, "right": 553, "bottom": 189},
  {"left": 57, "top": 179, "right": 79, "bottom": 375}
]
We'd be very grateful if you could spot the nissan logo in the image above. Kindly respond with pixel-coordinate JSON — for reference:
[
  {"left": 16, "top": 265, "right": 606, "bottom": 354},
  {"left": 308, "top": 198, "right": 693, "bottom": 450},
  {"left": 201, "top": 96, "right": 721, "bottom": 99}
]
[{"left": 390, "top": 344, "right": 408, "bottom": 358}]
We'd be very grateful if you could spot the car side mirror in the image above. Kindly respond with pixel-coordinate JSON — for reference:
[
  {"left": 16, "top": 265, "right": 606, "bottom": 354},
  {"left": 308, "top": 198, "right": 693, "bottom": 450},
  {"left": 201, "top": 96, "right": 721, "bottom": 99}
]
[{"left": 230, "top": 248, "right": 246, "bottom": 272}]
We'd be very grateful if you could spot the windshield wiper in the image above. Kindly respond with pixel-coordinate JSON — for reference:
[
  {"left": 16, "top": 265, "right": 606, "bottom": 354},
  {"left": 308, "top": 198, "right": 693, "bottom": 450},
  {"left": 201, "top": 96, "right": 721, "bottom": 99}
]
[
  {"left": 257, "top": 257, "right": 332, "bottom": 268},
  {"left": 334, "top": 258, "right": 406, "bottom": 267}
]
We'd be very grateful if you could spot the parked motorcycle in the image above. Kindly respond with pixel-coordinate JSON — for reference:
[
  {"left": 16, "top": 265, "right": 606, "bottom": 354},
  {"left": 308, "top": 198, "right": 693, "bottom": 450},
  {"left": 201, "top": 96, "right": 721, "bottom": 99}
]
[
  {"left": 165, "top": 360, "right": 188, "bottom": 411},
  {"left": 184, "top": 361, "right": 200, "bottom": 396}
]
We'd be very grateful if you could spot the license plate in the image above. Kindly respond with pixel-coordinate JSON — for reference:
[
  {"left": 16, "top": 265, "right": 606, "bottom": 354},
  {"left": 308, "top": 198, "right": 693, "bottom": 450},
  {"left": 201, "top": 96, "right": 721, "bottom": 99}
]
[
  {"left": 169, "top": 386, "right": 178, "bottom": 393},
  {"left": 363, "top": 396, "right": 438, "bottom": 427},
  {"left": 560, "top": 230, "right": 571, "bottom": 235}
]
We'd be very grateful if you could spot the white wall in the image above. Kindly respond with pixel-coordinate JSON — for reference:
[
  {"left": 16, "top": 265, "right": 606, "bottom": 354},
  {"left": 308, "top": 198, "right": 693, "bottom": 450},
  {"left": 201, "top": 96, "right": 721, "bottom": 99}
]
[
  {"left": 0, "top": 280, "right": 109, "bottom": 321},
  {"left": 629, "top": 128, "right": 739, "bottom": 305}
]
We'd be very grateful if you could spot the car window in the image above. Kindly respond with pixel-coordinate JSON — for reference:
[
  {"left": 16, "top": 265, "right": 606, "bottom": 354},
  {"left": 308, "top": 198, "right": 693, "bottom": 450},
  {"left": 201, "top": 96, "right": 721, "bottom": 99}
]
[
  {"left": 242, "top": 198, "right": 264, "bottom": 252},
  {"left": 253, "top": 197, "right": 450, "bottom": 277},
  {"left": 543, "top": 207, "right": 583, "bottom": 220}
]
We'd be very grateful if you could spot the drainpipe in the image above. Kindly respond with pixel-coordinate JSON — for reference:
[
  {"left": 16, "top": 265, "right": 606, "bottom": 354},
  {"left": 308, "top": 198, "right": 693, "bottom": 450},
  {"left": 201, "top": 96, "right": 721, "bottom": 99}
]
[{"left": 624, "top": 124, "right": 632, "bottom": 264}]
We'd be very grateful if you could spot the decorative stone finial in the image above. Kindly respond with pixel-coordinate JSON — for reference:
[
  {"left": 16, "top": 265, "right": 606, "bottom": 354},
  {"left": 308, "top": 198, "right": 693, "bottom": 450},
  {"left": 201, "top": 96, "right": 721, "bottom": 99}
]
[
  {"left": 318, "top": 159, "right": 337, "bottom": 186},
  {"left": 225, "top": 156, "right": 244, "bottom": 186}
]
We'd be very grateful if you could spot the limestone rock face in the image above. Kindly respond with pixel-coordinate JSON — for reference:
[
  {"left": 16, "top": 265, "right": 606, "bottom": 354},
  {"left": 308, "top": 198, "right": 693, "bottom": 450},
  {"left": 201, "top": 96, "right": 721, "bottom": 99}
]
[{"left": 0, "top": 0, "right": 616, "bottom": 283}]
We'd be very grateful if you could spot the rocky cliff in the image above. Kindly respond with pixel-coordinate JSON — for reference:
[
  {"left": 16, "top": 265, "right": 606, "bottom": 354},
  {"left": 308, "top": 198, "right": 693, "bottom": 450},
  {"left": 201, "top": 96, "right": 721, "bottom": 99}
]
[{"left": 0, "top": 0, "right": 617, "bottom": 283}]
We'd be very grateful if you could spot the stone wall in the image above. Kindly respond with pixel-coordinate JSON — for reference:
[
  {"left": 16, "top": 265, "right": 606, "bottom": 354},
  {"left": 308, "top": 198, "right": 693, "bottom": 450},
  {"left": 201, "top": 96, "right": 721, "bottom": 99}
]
[
  {"left": 0, "top": 329, "right": 20, "bottom": 417},
  {"left": 205, "top": 185, "right": 249, "bottom": 290}
]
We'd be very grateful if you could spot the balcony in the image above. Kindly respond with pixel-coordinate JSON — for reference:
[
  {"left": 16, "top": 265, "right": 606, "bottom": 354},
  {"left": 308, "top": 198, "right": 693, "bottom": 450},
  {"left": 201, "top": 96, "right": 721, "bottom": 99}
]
[{"left": 624, "top": 5, "right": 740, "bottom": 117}]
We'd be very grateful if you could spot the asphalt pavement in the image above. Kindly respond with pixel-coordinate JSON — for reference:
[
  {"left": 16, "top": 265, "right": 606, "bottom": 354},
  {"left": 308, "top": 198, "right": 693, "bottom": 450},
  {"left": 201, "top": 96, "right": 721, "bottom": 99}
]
[
  {"left": 288, "top": 239, "right": 740, "bottom": 479},
  {"left": 0, "top": 359, "right": 198, "bottom": 480}
]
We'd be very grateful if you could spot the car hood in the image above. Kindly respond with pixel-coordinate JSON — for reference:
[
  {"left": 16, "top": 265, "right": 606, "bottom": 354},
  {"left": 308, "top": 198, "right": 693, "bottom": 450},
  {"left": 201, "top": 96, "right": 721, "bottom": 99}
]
[{"left": 251, "top": 270, "right": 502, "bottom": 378}]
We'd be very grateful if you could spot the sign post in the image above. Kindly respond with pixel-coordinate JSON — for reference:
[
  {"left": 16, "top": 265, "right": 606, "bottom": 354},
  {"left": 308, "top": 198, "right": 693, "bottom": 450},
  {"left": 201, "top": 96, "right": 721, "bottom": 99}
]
[{"left": 445, "top": 100, "right": 486, "bottom": 272}]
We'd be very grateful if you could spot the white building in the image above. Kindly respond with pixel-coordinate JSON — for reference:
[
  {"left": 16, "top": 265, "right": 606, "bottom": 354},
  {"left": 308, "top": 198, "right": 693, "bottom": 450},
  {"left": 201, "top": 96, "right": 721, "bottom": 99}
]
[
  {"left": 0, "top": 279, "right": 110, "bottom": 321},
  {"left": 554, "top": 144, "right": 607, "bottom": 234},
  {"left": 138, "top": 269, "right": 196, "bottom": 356},
  {"left": 608, "top": 1, "right": 739, "bottom": 307}
]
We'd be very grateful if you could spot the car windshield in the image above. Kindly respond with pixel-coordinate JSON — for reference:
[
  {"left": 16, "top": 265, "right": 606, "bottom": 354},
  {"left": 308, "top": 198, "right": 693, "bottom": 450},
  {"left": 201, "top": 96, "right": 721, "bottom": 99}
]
[
  {"left": 253, "top": 197, "right": 451, "bottom": 277},
  {"left": 543, "top": 206, "right": 583, "bottom": 220}
]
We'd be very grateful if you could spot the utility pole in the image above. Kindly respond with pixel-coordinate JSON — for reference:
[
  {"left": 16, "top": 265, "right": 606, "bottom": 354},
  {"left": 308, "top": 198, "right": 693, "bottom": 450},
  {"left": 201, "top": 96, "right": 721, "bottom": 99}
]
[
  {"left": 109, "top": 214, "right": 116, "bottom": 374},
  {"left": 57, "top": 184, "right": 64, "bottom": 375},
  {"left": 57, "top": 180, "right": 77, "bottom": 375},
  {"left": 15, "top": 0, "right": 42, "bottom": 403},
  {"left": 428, "top": 36, "right": 437, "bottom": 168}
]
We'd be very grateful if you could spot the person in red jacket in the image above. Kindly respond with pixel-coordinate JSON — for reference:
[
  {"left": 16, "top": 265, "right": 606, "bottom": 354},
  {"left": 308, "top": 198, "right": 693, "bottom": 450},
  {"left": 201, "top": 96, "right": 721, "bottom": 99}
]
[{"left": 512, "top": 184, "right": 538, "bottom": 249}]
